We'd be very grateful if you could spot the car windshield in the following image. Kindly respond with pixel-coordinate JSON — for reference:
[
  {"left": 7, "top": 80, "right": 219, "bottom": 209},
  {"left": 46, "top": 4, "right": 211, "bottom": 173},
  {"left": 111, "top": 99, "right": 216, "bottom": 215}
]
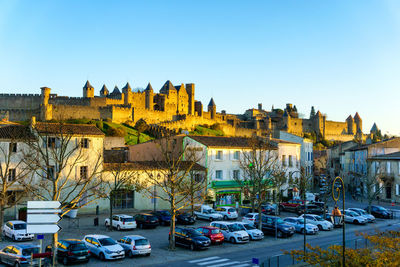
[
  {"left": 316, "top": 216, "right": 324, "bottom": 221},
  {"left": 275, "top": 218, "right": 284, "bottom": 224},
  {"left": 234, "top": 224, "right": 246, "bottom": 230},
  {"left": 159, "top": 211, "right": 171, "bottom": 216},
  {"left": 122, "top": 218, "right": 134, "bottom": 222},
  {"left": 376, "top": 206, "right": 387, "bottom": 211},
  {"left": 14, "top": 223, "right": 26, "bottom": 230},
  {"left": 211, "top": 229, "right": 221, "bottom": 234},
  {"left": 228, "top": 224, "right": 242, "bottom": 232},
  {"left": 296, "top": 219, "right": 305, "bottom": 224},
  {"left": 187, "top": 230, "right": 202, "bottom": 237},
  {"left": 99, "top": 238, "right": 116, "bottom": 246},
  {"left": 22, "top": 247, "right": 39, "bottom": 256},
  {"left": 70, "top": 243, "right": 87, "bottom": 251},
  {"left": 358, "top": 210, "right": 367, "bottom": 215},
  {"left": 243, "top": 224, "right": 256, "bottom": 230},
  {"left": 346, "top": 211, "right": 357, "bottom": 216},
  {"left": 135, "top": 239, "right": 149, "bottom": 246},
  {"left": 228, "top": 208, "right": 236, "bottom": 212}
]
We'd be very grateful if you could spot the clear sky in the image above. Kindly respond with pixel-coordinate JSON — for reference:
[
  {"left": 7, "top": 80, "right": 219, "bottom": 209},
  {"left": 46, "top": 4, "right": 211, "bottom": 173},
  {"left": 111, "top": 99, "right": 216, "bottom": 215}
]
[{"left": 1, "top": 0, "right": 399, "bottom": 135}]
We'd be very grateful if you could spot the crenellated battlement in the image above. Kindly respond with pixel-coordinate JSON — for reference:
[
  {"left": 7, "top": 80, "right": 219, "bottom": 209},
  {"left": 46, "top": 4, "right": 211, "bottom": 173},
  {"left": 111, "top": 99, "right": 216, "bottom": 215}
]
[{"left": 0, "top": 93, "right": 40, "bottom": 97}]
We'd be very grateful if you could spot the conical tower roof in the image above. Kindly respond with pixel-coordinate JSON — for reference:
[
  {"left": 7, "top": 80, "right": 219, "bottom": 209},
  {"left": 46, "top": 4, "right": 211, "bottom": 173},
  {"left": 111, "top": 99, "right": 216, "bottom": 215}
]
[
  {"left": 145, "top": 83, "right": 153, "bottom": 91},
  {"left": 370, "top": 123, "right": 379, "bottom": 133},
  {"left": 111, "top": 86, "right": 121, "bottom": 95},
  {"left": 122, "top": 82, "right": 132, "bottom": 91},
  {"left": 346, "top": 115, "right": 353, "bottom": 121},
  {"left": 208, "top": 98, "right": 216, "bottom": 107},
  {"left": 160, "top": 80, "right": 176, "bottom": 93},
  {"left": 100, "top": 84, "right": 109, "bottom": 95},
  {"left": 354, "top": 112, "right": 361, "bottom": 121},
  {"left": 83, "top": 80, "right": 93, "bottom": 89}
]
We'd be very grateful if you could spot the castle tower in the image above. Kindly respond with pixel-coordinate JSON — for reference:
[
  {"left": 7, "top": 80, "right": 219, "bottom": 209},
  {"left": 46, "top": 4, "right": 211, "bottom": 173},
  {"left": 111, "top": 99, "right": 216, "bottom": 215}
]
[
  {"left": 208, "top": 98, "right": 216, "bottom": 120},
  {"left": 40, "top": 87, "right": 52, "bottom": 121},
  {"left": 283, "top": 110, "right": 291, "bottom": 131},
  {"left": 122, "top": 82, "right": 132, "bottom": 105},
  {"left": 109, "top": 86, "right": 122, "bottom": 99},
  {"left": 186, "top": 83, "right": 195, "bottom": 115},
  {"left": 145, "top": 83, "right": 154, "bottom": 110},
  {"left": 314, "top": 110, "right": 325, "bottom": 139},
  {"left": 100, "top": 84, "right": 109, "bottom": 97},
  {"left": 83, "top": 80, "right": 94, "bottom": 98},
  {"left": 310, "top": 106, "right": 316, "bottom": 118},
  {"left": 354, "top": 112, "right": 362, "bottom": 133},
  {"left": 346, "top": 115, "right": 355, "bottom": 134}
]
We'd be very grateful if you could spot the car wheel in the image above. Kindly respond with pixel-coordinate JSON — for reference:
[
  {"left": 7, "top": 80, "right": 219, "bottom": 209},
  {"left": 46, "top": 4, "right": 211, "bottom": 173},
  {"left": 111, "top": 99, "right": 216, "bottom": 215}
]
[
  {"left": 117, "top": 225, "right": 121, "bottom": 231},
  {"left": 230, "top": 237, "right": 236, "bottom": 244},
  {"left": 354, "top": 220, "right": 359, "bottom": 224},
  {"left": 14, "top": 262, "right": 20, "bottom": 267},
  {"left": 277, "top": 231, "right": 283, "bottom": 238},
  {"left": 139, "top": 223, "right": 143, "bottom": 229},
  {"left": 99, "top": 252, "right": 105, "bottom": 261},
  {"left": 223, "top": 215, "right": 228, "bottom": 220},
  {"left": 300, "top": 228, "right": 305, "bottom": 234},
  {"left": 128, "top": 250, "right": 133, "bottom": 258},
  {"left": 63, "top": 256, "right": 69, "bottom": 265},
  {"left": 193, "top": 215, "right": 197, "bottom": 220},
  {"left": 209, "top": 217, "right": 213, "bottom": 222},
  {"left": 190, "top": 243, "right": 195, "bottom": 251},
  {"left": 146, "top": 253, "right": 151, "bottom": 257},
  {"left": 317, "top": 225, "right": 323, "bottom": 231},
  {"left": 12, "top": 235, "right": 16, "bottom": 242}
]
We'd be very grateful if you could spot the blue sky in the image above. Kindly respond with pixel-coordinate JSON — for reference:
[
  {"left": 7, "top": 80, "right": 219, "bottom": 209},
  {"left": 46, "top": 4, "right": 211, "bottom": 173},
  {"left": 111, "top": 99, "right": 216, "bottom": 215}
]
[{"left": 1, "top": 0, "right": 399, "bottom": 135}]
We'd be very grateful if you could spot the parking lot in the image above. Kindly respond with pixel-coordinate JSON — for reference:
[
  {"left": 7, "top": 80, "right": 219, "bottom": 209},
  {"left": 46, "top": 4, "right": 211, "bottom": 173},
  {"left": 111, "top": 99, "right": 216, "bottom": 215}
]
[{"left": 1, "top": 207, "right": 398, "bottom": 267}]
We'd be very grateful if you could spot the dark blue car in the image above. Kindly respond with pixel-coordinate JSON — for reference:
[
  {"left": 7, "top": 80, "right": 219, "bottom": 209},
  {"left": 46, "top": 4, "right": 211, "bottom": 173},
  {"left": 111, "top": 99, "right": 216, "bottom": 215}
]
[{"left": 152, "top": 210, "right": 172, "bottom": 226}]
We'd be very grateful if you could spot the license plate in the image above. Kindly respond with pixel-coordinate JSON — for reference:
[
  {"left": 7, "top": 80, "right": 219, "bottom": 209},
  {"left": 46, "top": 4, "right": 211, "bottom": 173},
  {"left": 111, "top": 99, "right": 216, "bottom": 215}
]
[
  {"left": 77, "top": 256, "right": 85, "bottom": 260},
  {"left": 128, "top": 223, "right": 133, "bottom": 225}
]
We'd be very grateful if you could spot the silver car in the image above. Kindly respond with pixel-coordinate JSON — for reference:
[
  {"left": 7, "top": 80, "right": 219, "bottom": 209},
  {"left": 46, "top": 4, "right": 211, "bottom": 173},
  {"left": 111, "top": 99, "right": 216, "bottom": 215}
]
[
  {"left": 0, "top": 244, "right": 40, "bottom": 266},
  {"left": 348, "top": 208, "right": 375, "bottom": 223},
  {"left": 117, "top": 235, "right": 151, "bottom": 257}
]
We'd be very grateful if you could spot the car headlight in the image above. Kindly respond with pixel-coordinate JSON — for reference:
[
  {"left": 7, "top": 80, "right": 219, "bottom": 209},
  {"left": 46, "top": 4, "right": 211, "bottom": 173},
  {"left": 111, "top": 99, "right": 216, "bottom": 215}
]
[{"left": 104, "top": 249, "right": 112, "bottom": 254}]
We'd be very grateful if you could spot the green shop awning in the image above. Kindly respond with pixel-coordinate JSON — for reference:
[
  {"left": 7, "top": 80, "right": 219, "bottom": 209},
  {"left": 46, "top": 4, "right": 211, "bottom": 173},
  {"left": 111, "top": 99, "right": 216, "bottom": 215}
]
[{"left": 211, "top": 180, "right": 243, "bottom": 189}]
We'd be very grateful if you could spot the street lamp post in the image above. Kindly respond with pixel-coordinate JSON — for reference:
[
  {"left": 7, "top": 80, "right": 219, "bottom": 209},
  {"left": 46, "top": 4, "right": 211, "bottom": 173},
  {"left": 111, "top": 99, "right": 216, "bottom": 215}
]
[{"left": 332, "top": 176, "right": 345, "bottom": 267}]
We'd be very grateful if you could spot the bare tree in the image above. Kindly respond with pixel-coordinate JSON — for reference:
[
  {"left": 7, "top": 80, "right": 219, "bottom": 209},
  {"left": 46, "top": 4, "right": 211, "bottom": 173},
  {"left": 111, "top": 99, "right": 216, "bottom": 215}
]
[
  {"left": 234, "top": 137, "right": 278, "bottom": 230},
  {"left": 22, "top": 121, "right": 104, "bottom": 265},
  {"left": 272, "top": 163, "right": 290, "bottom": 215},
  {"left": 364, "top": 161, "right": 386, "bottom": 214},
  {"left": 101, "top": 163, "right": 146, "bottom": 231},
  {"left": 143, "top": 136, "right": 206, "bottom": 250},
  {"left": 0, "top": 126, "right": 35, "bottom": 241}
]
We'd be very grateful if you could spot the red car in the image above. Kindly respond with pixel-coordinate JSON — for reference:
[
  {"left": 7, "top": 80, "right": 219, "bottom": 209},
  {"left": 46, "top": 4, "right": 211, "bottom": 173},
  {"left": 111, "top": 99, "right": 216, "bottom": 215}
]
[
  {"left": 196, "top": 226, "right": 224, "bottom": 244},
  {"left": 279, "top": 200, "right": 305, "bottom": 212}
]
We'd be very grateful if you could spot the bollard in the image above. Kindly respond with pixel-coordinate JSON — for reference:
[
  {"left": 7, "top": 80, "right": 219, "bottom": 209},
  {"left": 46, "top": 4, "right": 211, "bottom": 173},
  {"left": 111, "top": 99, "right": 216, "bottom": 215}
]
[
  {"left": 94, "top": 217, "right": 99, "bottom": 226},
  {"left": 96, "top": 205, "right": 99, "bottom": 215}
]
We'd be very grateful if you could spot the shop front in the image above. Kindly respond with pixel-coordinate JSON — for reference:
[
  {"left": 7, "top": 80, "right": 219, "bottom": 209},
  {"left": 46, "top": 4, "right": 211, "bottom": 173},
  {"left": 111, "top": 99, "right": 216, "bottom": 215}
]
[{"left": 211, "top": 181, "right": 242, "bottom": 207}]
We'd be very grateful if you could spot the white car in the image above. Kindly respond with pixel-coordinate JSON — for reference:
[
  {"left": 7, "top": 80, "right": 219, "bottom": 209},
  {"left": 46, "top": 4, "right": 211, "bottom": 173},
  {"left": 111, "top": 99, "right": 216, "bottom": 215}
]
[
  {"left": 242, "top": 213, "right": 262, "bottom": 226},
  {"left": 283, "top": 217, "right": 319, "bottom": 234},
  {"left": 83, "top": 234, "right": 125, "bottom": 261},
  {"left": 215, "top": 207, "right": 238, "bottom": 220},
  {"left": 348, "top": 208, "right": 375, "bottom": 223},
  {"left": 299, "top": 214, "right": 333, "bottom": 231},
  {"left": 194, "top": 205, "right": 223, "bottom": 221},
  {"left": 234, "top": 222, "right": 264, "bottom": 240},
  {"left": 105, "top": 214, "right": 137, "bottom": 230},
  {"left": 342, "top": 210, "right": 368, "bottom": 224},
  {"left": 210, "top": 221, "right": 249, "bottom": 244},
  {"left": 2, "top": 221, "right": 34, "bottom": 241},
  {"left": 117, "top": 235, "right": 151, "bottom": 257}
]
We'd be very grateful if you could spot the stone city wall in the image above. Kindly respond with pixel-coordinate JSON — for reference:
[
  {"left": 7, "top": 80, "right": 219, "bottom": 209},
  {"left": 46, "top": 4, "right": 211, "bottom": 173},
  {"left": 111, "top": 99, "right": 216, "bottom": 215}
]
[{"left": 0, "top": 94, "right": 41, "bottom": 109}]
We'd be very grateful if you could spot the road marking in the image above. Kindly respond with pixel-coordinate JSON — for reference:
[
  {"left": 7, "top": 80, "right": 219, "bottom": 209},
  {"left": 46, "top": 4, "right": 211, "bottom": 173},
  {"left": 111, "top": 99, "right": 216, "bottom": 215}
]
[
  {"left": 207, "top": 261, "right": 241, "bottom": 267},
  {"left": 189, "top": 256, "right": 221, "bottom": 263},
  {"left": 198, "top": 259, "right": 229, "bottom": 265}
]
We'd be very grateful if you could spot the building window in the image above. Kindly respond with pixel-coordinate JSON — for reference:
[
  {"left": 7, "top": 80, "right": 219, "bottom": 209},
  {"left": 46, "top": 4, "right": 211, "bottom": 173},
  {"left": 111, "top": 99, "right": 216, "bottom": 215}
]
[
  {"left": 9, "top": 143, "right": 17, "bottom": 153},
  {"left": 194, "top": 173, "right": 203, "bottom": 183},
  {"left": 233, "top": 170, "right": 240, "bottom": 180},
  {"left": 113, "top": 190, "right": 134, "bottom": 209},
  {"left": 7, "top": 169, "right": 16, "bottom": 182},
  {"left": 289, "top": 155, "right": 293, "bottom": 167},
  {"left": 233, "top": 151, "right": 240, "bottom": 160},
  {"left": 80, "top": 166, "right": 88, "bottom": 179},
  {"left": 387, "top": 162, "right": 391, "bottom": 173},
  {"left": 80, "top": 138, "right": 89, "bottom": 149},
  {"left": 47, "top": 137, "right": 57, "bottom": 148},
  {"left": 48, "top": 166, "right": 55, "bottom": 179},
  {"left": 398, "top": 162, "right": 400, "bottom": 175},
  {"left": 216, "top": 151, "right": 223, "bottom": 160},
  {"left": 396, "top": 184, "right": 400, "bottom": 196},
  {"left": 282, "top": 155, "right": 287, "bottom": 167},
  {"left": 215, "top": 170, "right": 223, "bottom": 180}
]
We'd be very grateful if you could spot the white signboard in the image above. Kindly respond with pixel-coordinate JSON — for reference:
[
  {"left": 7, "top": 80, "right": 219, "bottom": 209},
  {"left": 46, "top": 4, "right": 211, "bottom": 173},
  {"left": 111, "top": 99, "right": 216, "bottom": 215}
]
[{"left": 27, "top": 201, "right": 62, "bottom": 234}]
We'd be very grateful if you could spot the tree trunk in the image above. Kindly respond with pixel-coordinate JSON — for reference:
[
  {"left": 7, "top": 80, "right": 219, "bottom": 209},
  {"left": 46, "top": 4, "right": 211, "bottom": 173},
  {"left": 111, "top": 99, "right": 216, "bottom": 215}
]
[
  {"left": 257, "top": 202, "right": 262, "bottom": 231},
  {"left": 251, "top": 199, "right": 255, "bottom": 213},
  {"left": 169, "top": 202, "right": 176, "bottom": 250},
  {"left": 137, "top": 132, "right": 141, "bottom": 144},
  {"left": 52, "top": 232, "right": 58, "bottom": 266},
  {"left": 109, "top": 193, "right": 113, "bottom": 231},
  {"left": 0, "top": 205, "right": 4, "bottom": 241}
]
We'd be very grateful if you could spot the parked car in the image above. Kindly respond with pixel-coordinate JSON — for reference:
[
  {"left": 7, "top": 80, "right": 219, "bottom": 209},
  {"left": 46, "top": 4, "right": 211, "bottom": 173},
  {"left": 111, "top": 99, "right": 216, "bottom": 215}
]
[
  {"left": 242, "top": 213, "right": 261, "bottom": 226},
  {"left": 233, "top": 222, "right": 264, "bottom": 240},
  {"left": 2, "top": 220, "right": 34, "bottom": 241},
  {"left": 83, "top": 234, "right": 125, "bottom": 261},
  {"left": 296, "top": 204, "right": 326, "bottom": 215},
  {"left": 255, "top": 215, "right": 295, "bottom": 238},
  {"left": 117, "top": 235, "right": 151, "bottom": 257},
  {"left": 299, "top": 214, "right": 333, "bottom": 231},
  {"left": 135, "top": 213, "right": 159, "bottom": 229},
  {"left": 261, "top": 204, "right": 276, "bottom": 215},
  {"left": 309, "top": 201, "right": 328, "bottom": 210},
  {"left": 176, "top": 211, "right": 196, "bottom": 225},
  {"left": 348, "top": 208, "right": 375, "bottom": 223},
  {"left": 364, "top": 205, "right": 393, "bottom": 219},
  {"left": 283, "top": 217, "right": 319, "bottom": 234},
  {"left": 194, "top": 205, "right": 223, "bottom": 221},
  {"left": 210, "top": 221, "right": 249, "bottom": 244},
  {"left": 215, "top": 206, "right": 238, "bottom": 220},
  {"left": 343, "top": 210, "right": 368, "bottom": 225},
  {"left": 151, "top": 210, "right": 172, "bottom": 226},
  {"left": 196, "top": 226, "right": 225, "bottom": 244},
  {"left": 104, "top": 214, "right": 137, "bottom": 230},
  {"left": 46, "top": 239, "right": 90, "bottom": 265},
  {"left": 171, "top": 227, "right": 211, "bottom": 250},
  {"left": 0, "top": 244, "right": 40, "bottom": 266},
  {"left": 239, "top": 206, "right": 252, "bottom": 216},
  {"left": 279, "top": 200, "right": 305, "bottom": 212}
]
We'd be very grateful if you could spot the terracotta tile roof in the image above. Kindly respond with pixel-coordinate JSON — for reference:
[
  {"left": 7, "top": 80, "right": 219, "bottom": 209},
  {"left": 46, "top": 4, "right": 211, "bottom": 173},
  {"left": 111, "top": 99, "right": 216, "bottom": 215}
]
[
  {"left": 0, "top": 125, "right": 34, "bottom": 140},
  {"left": 103, "top": 161, "right": 206, "bottom": 171},
  {"left": 34, "top": 122, "right": 104, "bottom": 136},
  {"left": 187, "top": 136, "right": 284, "bottom": 149}
]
